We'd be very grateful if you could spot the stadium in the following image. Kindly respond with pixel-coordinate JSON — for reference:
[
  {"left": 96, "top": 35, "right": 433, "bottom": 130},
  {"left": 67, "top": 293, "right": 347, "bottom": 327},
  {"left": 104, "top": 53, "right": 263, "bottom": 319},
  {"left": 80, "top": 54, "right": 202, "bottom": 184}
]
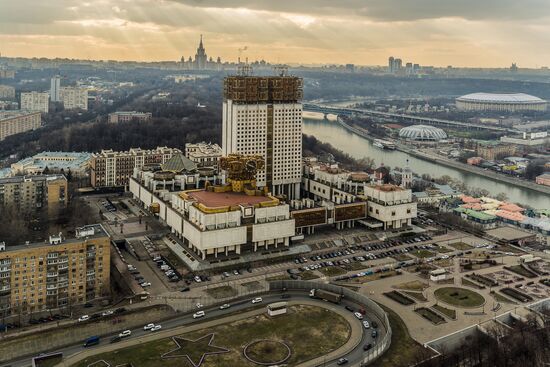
[
  {"left": 456, "top": 93, "right": 547, "bottom": 112},
  {"left": 399, "top": 125, "right": 448, "bottom": 142}
]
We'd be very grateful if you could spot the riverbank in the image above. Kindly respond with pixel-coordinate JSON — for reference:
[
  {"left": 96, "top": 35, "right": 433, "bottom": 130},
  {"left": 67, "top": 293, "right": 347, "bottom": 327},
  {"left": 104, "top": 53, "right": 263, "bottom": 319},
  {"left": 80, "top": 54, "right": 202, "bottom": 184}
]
[{"left": 335, "top": 117, "right": 550, "bottom": 197}]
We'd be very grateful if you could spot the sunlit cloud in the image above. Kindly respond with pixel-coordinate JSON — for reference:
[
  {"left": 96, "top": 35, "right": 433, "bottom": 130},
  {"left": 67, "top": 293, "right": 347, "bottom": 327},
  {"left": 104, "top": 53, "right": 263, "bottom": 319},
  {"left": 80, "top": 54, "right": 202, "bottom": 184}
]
[{"left": 0, "top": 0, "right": 549, "bottom": 66}]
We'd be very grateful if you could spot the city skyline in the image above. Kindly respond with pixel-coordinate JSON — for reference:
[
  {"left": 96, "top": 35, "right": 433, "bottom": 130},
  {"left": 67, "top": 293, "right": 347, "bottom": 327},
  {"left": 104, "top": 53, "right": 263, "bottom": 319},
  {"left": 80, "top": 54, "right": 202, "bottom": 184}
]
[{"left": 1, "top": 0, "right": 550, "bottom": 67}]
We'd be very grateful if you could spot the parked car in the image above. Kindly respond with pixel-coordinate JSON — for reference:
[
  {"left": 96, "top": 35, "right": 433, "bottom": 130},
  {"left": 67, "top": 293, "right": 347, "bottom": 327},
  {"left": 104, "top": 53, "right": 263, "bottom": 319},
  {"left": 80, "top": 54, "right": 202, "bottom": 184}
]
[
  {"left": 196, "top": 302, "right": 203, "bottom": 309},
  {"left": 337, "top": 358, "right": 349, "bottom": 365},
  {"left": 219, "top": 303, "right": 231, "bottom": 310},
  {"left": 354, "top": 312, "right": 363, "bottom": 320},
  {"left": 101, "top": 310, "right": 114, "bottom": 317},
  {"left": 251, "top": 297, "right": 263, "bottom": 304},
  {"left": 78, "top": 315, "right": 90, "bottom": 322},
  {"left": 180, "top": 287, "right": 190, "bottom": 292},
  {"left": 151, "top": 324, "right": 162, "bottom": 332},
  {"left": 363, "top": 343, "right": 373, "bottom": 351}
]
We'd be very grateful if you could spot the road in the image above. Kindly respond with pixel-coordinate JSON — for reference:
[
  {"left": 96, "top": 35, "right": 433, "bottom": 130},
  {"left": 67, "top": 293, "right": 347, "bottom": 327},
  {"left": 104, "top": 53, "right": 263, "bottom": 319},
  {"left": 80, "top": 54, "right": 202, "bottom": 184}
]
[{"left": 4, "top": 291, "right": 381, "bottom": 367}]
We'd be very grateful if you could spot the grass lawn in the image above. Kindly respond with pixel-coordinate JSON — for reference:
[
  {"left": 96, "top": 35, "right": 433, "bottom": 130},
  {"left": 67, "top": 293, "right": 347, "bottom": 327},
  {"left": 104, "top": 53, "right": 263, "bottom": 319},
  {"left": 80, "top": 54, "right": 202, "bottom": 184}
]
[
  {"left": 490, "top": 292, "right": 517, "bottom": 305},
  {"left": 410, "top": 250, "right": 436, "bottom": 259},
  {"left": 415, "top": 307, "right": 446, "bottom": 325},
  {"left": 341, "top": 271, "right": 399, "bottom": 284},
  {"left": 394, "top": 280, "right": 429, "bottom": 291},
  {"left": 434, "top": 287, "right": 485, "bottom": 308},
  {"left": 300, "top": 271, "right": 320, "bottom": 280},
  {"left": 240, "top": 281, "right": 264, "bottom": 292},
  {"left": 505, "top": 265, "right": 537, "bottom": 279},
  {"left": 206, "top": 286, "right": 238, "bottom": 299},
  {"left": 384, "top": 291, "right": 415, "bottom": 306},
  {"left": 392, "top": 254, "right": 413, "bottom": 262},
  {"left": 319, "top": 267, "right": 347, "bottom": 277},
  {"left": 370, "top": 304, "right": 434, "bottom": 367},
  {"left": 345, "top": 262, "right": 367, "bottom": 271},
  {"left": 432, "top": 245, "right": 454, "bottom": 253},
  {"left": 74, "top": 305, "right": 351, "bottom": 367},
  {"left": 35, "top": 356, "right": 63, "bottom": 367},
  {"left": 432, "top": 304, "right": 456, "bottom": 319},
  {"left": 266, "top": 274, "right": 290, "bottom": 281},
  {"left": 402, "top": 291, "right": 428, "bottom": 302},
  {"left": 448, "top": 242, "right": 473, "bottom": 250}
]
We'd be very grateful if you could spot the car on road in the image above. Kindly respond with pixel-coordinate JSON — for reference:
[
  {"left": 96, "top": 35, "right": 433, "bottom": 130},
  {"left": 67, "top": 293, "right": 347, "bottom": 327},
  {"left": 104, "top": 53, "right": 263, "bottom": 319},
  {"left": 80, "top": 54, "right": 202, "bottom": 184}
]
[
  {"left": 151, "top": 324, "right": 162, "bottom": 332},
  {"left": 101, "top": 310, "right": 114, "bottom": 317},
  {"left": 194, "top": 275, "right": 202, "bottom": 283},
  {"left": 180, "top": 287, "right": 190, "bottom": 292},
  {"left": 143, "top": 323, "right": 155, "bottom": 330},
  {"left": 193, "top": 311, "right": 205, "bottom": 319},
  {"left": 251, "top": 297, "right": 263, "bottom": 304},
  {"left": 196, "top": 302, "right": 203, "bottom": 309},
  {"left": 337, "top": 358, "right": 349, "bottom": 365},
  {"left": 372, "top": 330, "right": 378, "bottom": 338},
  {"left": 363, "top": 321, "right": 370, "bottom": 329},
  {"left": 233, "top": 269, "right": 240, "bottom": 275},
  {"left": 141, "top": 282, "right": 151, "bottom": 287},
  {"left": 118, "top": 330, "right": 131, "bottom": 338},
  {"left": 344, "top": 305, "right": 354, "bottom": 312},
  {"left": 110, "top": 336, "right": 122, "bottom": 343},
  {"left": 223, "top": 271, "right": 230, "bottom": 278},
  {"left": 219, "top": 303, "right": 231, "bottom": 310},
  {"left": 354, "top": 312, "right": 363, "bottom": 320},
  {"left": 363, "top": 343, "right": 373, "bottom": 351},
  {"left": 78, "top": 315, "right": 90, "bottom": 322}
]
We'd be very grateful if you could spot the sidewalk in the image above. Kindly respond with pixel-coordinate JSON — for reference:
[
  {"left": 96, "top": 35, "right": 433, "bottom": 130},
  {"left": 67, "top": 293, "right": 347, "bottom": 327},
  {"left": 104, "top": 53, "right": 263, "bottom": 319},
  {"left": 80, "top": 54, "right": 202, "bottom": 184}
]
[{"left": 58, "top": 299, "right": 363, "bottom": 367}]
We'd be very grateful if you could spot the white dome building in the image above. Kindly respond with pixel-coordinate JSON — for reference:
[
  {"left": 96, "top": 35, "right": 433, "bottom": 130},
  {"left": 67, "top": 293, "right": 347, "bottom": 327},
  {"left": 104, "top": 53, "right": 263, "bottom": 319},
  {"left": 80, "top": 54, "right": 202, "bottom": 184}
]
[
  {"left": 456, "top": 93, "right": 547, "bottom": 112},
  {"left": 399, "top": 125, "right": 447, "bottom": 142}
]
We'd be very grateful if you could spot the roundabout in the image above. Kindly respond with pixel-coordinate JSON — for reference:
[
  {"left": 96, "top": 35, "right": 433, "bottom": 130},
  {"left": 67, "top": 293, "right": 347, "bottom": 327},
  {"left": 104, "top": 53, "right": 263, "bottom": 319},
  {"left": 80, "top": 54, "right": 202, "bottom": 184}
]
[{"left": 434, "top": 287, "right": 485, "bottom": 308}]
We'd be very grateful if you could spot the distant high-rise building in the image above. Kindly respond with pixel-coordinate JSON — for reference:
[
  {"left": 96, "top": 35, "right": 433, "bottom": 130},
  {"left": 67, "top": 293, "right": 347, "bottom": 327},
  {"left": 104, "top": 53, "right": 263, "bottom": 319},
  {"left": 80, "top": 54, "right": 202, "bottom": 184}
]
[
  {"left": 388, "top": 57, "right": 395, "bottom": 73},
  {"left": 195, "top": 35, "right": 208, "bottom": 70},
  {"left": 50, "top": 75, "right": 61, "bottom": 102},
  {"left": 510, "top": 63, "right": 518, "bottom": 72},
  {"left": 222, "top": 69, "right": 303, "bottom": 199},
  {"left": 20, "top": 91, "right": 49, "bottom": 113}
]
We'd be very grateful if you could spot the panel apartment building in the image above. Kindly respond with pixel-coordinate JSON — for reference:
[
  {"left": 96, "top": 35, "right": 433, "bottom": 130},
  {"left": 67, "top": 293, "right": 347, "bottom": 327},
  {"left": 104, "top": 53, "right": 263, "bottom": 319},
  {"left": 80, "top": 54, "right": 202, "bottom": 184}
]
[
  {"left": 0, "top": 225, "right": 110, "bottom": 316},
  {"left": 0, "top": 85, "right": 15, "bottom": 100},
  {"left": 108, "top": 111, "right": 152, "bottom": 123},
  {"left": 20, "top": 91, "right": 50, "bottom": 113},
  {"left": 0, "top": 174, "right": 68, "bottom": 215},
  {"left": 91, "top": 147, "right": 180, "bottom": 188},
  {"left": 0, "top": 111, "right": 41, "bottom": 141},
  {"left": 222, "top": 72, "right": 303, "bottom": 199},
  {"left": 60, "top": 86, "right": 88, "bottom": 110}
]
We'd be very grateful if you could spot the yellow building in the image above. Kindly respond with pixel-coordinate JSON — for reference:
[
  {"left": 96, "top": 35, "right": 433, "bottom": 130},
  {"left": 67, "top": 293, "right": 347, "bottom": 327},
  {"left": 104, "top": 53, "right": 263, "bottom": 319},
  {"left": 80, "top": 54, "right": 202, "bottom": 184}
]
[
  {"left": 0, "top": 225, "right": 111, "bottom": 316},
  {"left": 0, "top": 174, "right": 68, "bottom": 215}
]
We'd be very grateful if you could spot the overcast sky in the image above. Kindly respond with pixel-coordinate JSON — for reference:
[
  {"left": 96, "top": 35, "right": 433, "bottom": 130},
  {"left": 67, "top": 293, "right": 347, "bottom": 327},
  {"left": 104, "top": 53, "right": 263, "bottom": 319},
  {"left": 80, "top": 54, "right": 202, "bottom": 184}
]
[{"left": 1, "top": 0, "right": 550, "bottom": 67}]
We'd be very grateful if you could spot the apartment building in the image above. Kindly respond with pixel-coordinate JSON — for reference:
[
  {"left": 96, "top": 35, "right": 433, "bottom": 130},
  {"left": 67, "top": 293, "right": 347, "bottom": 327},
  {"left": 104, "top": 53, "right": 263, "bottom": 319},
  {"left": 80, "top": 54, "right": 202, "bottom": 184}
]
[
  {"left": 0, "top": 224, "right": 110, "bottom": 316},
  {"left": 222, "top": 73, "right": 303, "bottom": 199},
  {"left": 0, "top": 70, "right": 16, "bottom": 79},
  {"left": 0, "top": 174, "right": 68, "bottom": 215},
  {"left": 20, "top": 91, "right": 50, "bottom": 113},
  {"left": 108, "top": 111, "right": 152, "bottom": 123},
  {"left": 0, "top": 85, "right": 15, "bottom": 100},
  {"left": 185, "top": 142, "right": 222, "bottom": 168},
  {"left": 91, "top": 147, "right": 180, "bottom": 188},
  {"left": 476, "top": 143, "right": 516, "bottom": 161},
  {"left": 60, "top": 86, "right": 88, "bottom": 110},
  {"left": 0, "top": 111, "right": 41, "bottom": 141}
]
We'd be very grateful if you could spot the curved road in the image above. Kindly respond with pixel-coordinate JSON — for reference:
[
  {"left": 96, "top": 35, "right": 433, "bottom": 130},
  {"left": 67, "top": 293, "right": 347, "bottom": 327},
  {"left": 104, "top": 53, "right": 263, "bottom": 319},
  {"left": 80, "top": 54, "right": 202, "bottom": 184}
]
[{"left": 5, "top": 291, "right": 386, "bottom": 367}]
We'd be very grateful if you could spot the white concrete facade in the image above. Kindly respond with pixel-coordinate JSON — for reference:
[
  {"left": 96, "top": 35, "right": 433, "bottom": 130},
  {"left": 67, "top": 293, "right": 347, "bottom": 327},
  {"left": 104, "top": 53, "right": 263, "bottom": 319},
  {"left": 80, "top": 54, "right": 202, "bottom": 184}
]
[
  {"left": 60, "top": 87, "right": 88, "bottom": 110},
  {"left": 222, "top": 100, "right": 302, "bottom": 199}
]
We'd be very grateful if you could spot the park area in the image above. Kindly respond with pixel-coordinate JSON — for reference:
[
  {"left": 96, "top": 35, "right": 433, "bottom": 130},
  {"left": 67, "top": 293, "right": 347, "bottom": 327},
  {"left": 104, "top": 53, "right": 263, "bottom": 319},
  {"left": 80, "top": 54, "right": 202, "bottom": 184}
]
[
  {"left": 434, "top": 287, "right": 485, "bottom": 308},
  {"left": 73, "top": 305, "right": 351, "bottom": 367}
]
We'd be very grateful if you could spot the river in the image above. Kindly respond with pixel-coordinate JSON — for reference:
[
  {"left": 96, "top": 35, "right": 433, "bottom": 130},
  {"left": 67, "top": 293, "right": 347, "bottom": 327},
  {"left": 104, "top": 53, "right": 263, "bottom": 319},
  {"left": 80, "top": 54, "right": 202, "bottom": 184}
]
[{"left": 304, "top": 116, "right": 550, "bottom": 209}]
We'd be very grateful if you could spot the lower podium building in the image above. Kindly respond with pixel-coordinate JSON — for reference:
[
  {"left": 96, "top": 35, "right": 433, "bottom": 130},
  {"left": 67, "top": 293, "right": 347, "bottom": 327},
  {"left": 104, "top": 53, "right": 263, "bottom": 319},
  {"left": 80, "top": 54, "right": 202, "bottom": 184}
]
[{"left": 130, "top": 153, "right": 295, "bottom": 260}]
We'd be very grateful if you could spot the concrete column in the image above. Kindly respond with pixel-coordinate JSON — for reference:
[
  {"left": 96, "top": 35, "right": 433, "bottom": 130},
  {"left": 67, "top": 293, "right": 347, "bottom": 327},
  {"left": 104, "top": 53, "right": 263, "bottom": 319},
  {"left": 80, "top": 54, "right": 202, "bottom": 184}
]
[
  {"left": 214, "top": 248, "right": 218, "bottom": 258},
  {"left": 225, "top": 246, "right": 228, "bottom": 255},
  {"left": 236, "top": 244, "right": 241, "bottom": 254},
  {"left": 254, "top": 242, "right": 257, "bottom": 252}
]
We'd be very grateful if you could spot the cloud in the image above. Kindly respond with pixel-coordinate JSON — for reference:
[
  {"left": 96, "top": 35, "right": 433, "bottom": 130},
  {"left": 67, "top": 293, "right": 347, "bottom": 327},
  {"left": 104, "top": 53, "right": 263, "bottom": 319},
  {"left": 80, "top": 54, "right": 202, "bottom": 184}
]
[{"left": 0, "top": 0, "right": 549, "bottom": 66}]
